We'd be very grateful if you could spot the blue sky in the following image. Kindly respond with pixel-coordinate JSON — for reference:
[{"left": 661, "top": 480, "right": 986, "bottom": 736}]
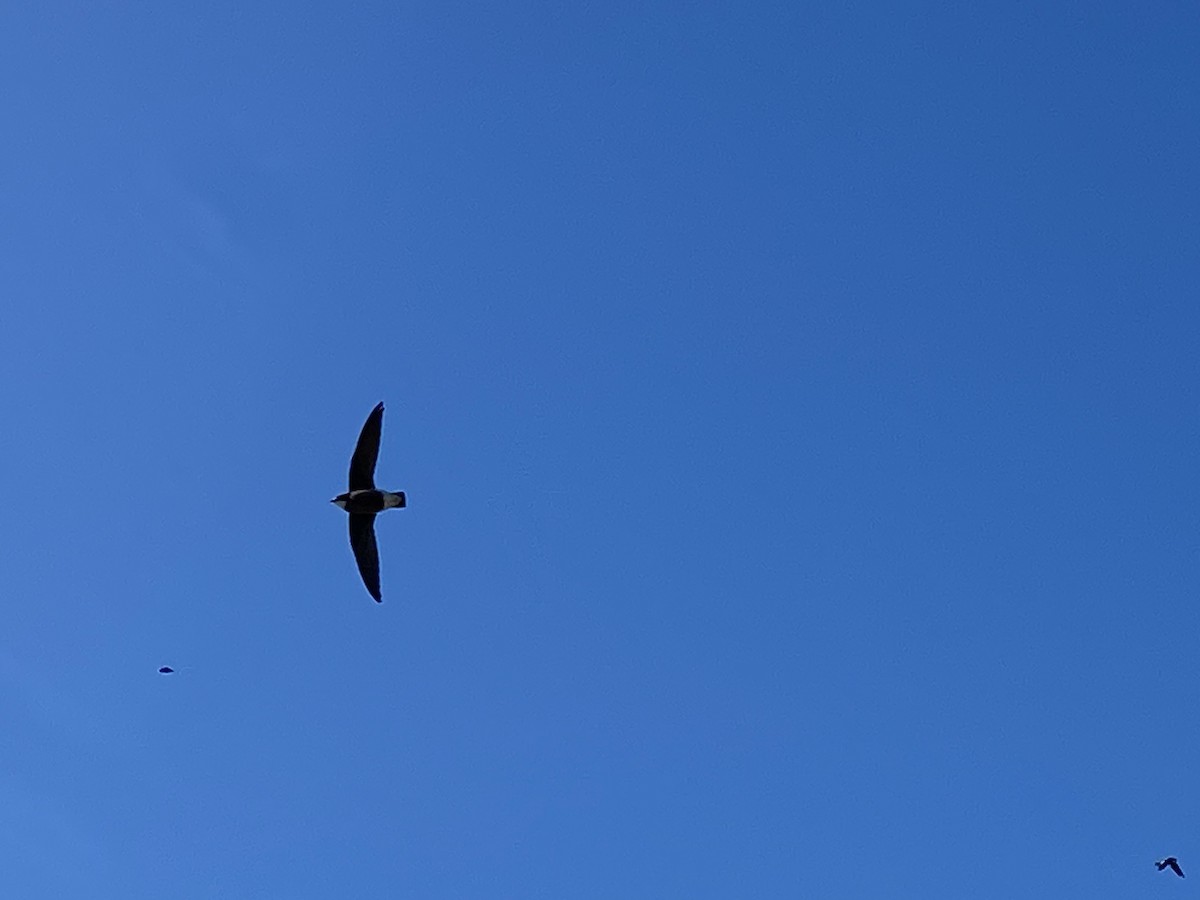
[{"left": 1, "top": 1, "right": 1198, "bottom": 896}]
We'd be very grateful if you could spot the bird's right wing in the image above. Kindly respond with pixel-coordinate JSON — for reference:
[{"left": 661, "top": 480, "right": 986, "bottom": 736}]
[
  {"left": 348, "top": 513, "right": 382, "bottom": 602},
  {"left": 349, "top": 402, "right": 384, "bottom": 491},
  {"left": 1171, "top": 861, "right": 1185, "bottom": 878}
]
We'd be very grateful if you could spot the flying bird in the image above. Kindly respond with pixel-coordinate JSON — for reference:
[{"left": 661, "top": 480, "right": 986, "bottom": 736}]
[
  {"left": 332, "top": 402, "right": 406, "bottom": 602},
  {"left": 1157, "top": 857, "right": 1185, "bottom": 878},
  {"left": 158, "top": 666, "right": 175, "bottom": 674}
]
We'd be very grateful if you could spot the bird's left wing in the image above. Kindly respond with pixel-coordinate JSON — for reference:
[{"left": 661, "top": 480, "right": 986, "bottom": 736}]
[{"left": 349, "top": 402, "right": 384, "bottom": 491}]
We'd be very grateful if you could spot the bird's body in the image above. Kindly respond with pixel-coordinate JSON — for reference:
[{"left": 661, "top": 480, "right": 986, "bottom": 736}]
[
  {"left": 331, "top": 402, "right": 406, "bottom": 603},
  {"left": 332, "top": 489, "right": 407, "bottom": 515},
  {"left": 1157, "top": 857, "right": 1185, "bottom": 878}
]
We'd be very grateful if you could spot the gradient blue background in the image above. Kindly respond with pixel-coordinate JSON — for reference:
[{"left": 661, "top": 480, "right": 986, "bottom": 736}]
[{"left": 2, "top": 2, "right": 1198, "bottom": 897}]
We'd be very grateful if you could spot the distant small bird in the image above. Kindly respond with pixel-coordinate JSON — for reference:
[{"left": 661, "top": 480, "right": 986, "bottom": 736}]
[
  {"left": 331, "top": 402, "right": 406, "bottom": 603},
  {"left": 1157, "top": 857, "right": 1185, "bottom": 878},
  {"left": 158, "top": 666, "right": 175, "bottom": 674}
]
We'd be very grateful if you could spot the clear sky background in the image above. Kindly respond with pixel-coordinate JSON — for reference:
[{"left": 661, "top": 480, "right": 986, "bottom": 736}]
[{"left": 0, "top": 2, "right": 1197, "bottom": 897}]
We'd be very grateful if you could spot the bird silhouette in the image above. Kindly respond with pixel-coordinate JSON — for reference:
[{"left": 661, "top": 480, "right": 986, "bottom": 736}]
[
  {"left": 1157, "top": 857, "right": 1185, "bottom": 878},
  {"left": 331, "top": 402, "right": 407, "bottom": 603},
  {"left": 158, "top": 666, "right": 175, "bottom": 674}
]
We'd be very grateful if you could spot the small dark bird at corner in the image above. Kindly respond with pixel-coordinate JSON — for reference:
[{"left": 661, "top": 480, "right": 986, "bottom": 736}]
[
  {"left": 158, "top": 666, "right": 175, "bottom": 674},
  {"left": 1157, "top": 857, "right": 1185, "bottom": 878}
]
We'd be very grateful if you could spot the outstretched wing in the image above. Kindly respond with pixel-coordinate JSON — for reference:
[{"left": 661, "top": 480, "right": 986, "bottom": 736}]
[
  {"left": 349, "top": 402, "right": 384, "bottom": 491},
  {"left": 348, "top": 513, "right": 382, "bottom": 602},
  {"left": 1170, "top": 860, "right": 1185, "bottom": 878}
]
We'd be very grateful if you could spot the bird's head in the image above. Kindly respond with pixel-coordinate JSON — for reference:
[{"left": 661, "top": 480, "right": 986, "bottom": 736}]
[{"left": 331, "top": 493, "right": 350, "bottom": 510}]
